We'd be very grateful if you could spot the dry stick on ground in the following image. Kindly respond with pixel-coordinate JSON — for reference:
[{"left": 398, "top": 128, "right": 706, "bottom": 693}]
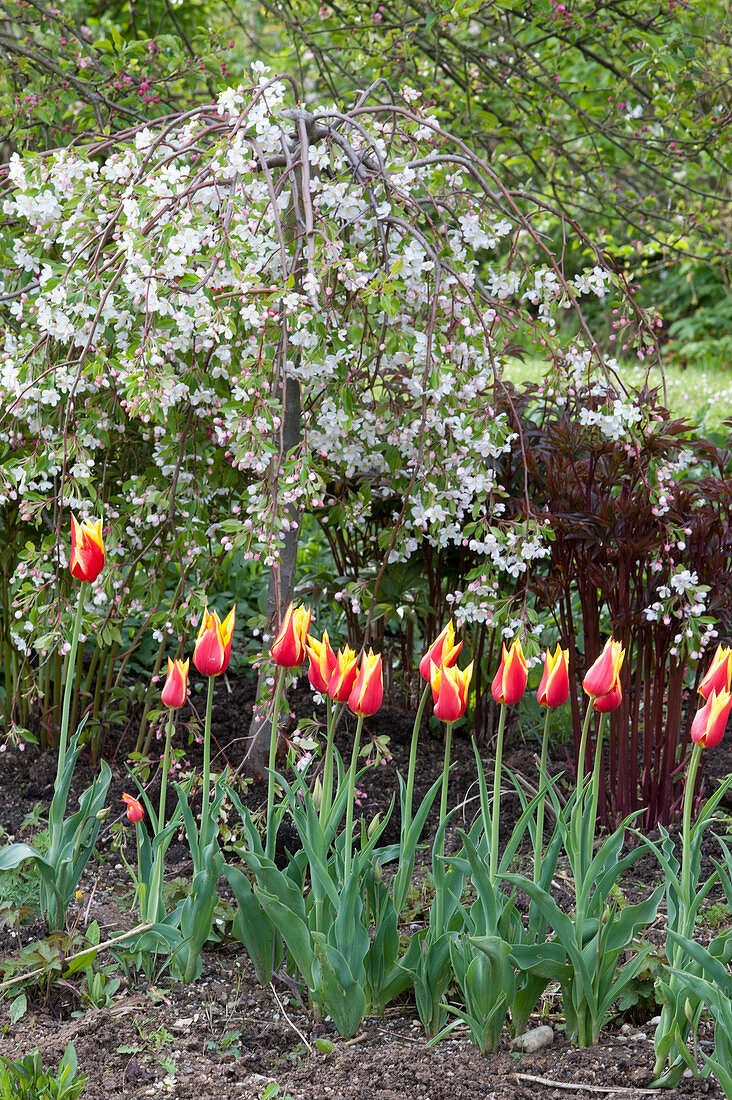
[
  {"left": 270, "top": 982, "right": 313, "bottom": 1054},
  {"left": 512, "top": 1075, "right": 659, "bottom": 1095}
]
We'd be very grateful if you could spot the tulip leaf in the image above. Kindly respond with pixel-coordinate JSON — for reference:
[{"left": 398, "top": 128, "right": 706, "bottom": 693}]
[{"left": 311, "top": 934, "right": 367, "bottom": 1038}]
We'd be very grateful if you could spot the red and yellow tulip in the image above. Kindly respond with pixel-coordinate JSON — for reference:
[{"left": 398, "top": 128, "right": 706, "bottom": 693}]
[
  {"left": 592, "top": 682, "right": 623, "bottom": 713},
  {"left": 419, "top": 621, "right": 462, "bottom": 681},
  {"left": 537, "top": 645, "right": 570, "bottom": 708},
  {"left": 270, "top": 602, "right": 311, "bottom": 667},
  {"left": 193, "top": 607, "right": 235, "bottom": 677},
  {"left": 491, "top": 638, "right": 528, "bottom": 705},
  {"left": 69, "top": 514, "right": 105, "bottom": 583},
  {"left": 160, "top": 657, "right": 189, "bottom": 710},
  {"left": 698, "top": 644, "right": 732, "bottom": 700},
  {"left": 691, "top": 687, "right": 732, "bottom": 749},
  {"left": 328, "top": 645, "right": 359, "bottom": 703},
  {"left": 583, "top": 637, "right": 625, "bottom": 701},
  {"left": 430, "top": 659, "right": 473, "bottom": 723},
  {"left": 121, "top": 792, "right": 144, "bottom": 823},
  {"left": 348, "top": 649, "right": 383, "bottom": 717},
  {"left": 305, "top": 630, "right": 337, "bottom": 694}
]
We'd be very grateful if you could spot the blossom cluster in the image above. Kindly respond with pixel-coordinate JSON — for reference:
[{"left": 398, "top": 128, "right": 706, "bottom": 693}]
[{"left": 0, "top": 70, "right": 636, "bottom": 653}]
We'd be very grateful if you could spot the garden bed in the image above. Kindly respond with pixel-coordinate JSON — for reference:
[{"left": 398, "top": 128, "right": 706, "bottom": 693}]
[{"left": 1, "top": 674, "right": 730, "bottom": 1097}]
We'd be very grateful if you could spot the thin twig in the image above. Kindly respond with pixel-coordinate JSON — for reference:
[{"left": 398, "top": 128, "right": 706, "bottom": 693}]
[
  {"left": 512, "top": 1073, "right": 659, "bottom": 1094},
  {"left": 270, "top": 982, "right": 312, "bottom": 1053}
]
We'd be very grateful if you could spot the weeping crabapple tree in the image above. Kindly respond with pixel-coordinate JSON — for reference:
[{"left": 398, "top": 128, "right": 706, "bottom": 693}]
[{"left": 0, "top": 65, "right": 653, "bottom": 771}]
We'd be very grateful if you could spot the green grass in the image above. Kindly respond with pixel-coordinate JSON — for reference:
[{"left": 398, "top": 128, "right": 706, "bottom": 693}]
[{"left": 507, "top": 359, "right": 732, "bottom": 432}]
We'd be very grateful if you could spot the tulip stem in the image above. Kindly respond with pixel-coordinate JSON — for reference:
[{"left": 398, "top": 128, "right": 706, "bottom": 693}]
[
  {"left": 534, "top": 707, "right": 551, "bottom": 884},
  {"left": 158, "top": 710, "right": 176, "bottom": 835},
  {"left": 200, "top": 675, "right": 215, "bottom": 852},
  {"left": 57, "top": 587, "right": 85, "bottom": 780},
  {"left": 490, "top": 703, "right": 507, "bottom": 884},
  {"left": 576, "top": 701, "right": 594, "bottom": 792},
  {"left": 681, "top": 742, "right": 702, "bottom": 910},
  {"left": 589, "top": 712, "right": 606, "bottom": 846},
  {"left": 432, "top": 720, "right": 454, "bottom": 939},
  {"left": 319, "top": 697, "right": 340, "bottom": 828},
  {"left": 404, "top": 681, "right": 432, "bottom": 840},
  {"left": 438, "top": 721, "right": 454, "bottom": 855},
  {"left": 265, "top": 668, "right": 286, "bottom": 860},
  {"left": 343, "top": 713, "right": 364, "bottom": 883},
  {"left": 134, "top": 821, "right": 145, "bottom": 922}
]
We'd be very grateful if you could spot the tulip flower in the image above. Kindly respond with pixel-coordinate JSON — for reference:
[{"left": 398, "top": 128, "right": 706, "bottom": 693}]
[
  {"left": 489, "top": 637, "right": 527, "bottom": 884},
  {"left": 161, "top": 657, "right": 189, "bottom": 710},
  {"left": 690, "top": 687, "right": 732, "bottom": 749},
  {"left": 698, "top": 644, "right": 732, "bottom": 700},
  {"left": 328, "top": 645, "right": 359, "bottom": 703},
  {"left": 305, "top": 630, "right": 337, "bottom": 694},
  {"left": 193, "top": 605, "right": 234, "bottom": 851},
  {"left": 343, "top": 648, "right": 383, "bottom": 881},
  {"left": 534, "top": 645, "right": 569, "bottom": 885},
  {"left": 583, "top": 637, "right": 624, "bottom": 700},
  {"left": 430, "top": 660, "right": 473, "bottom": 723},
  {"left": 58, "top": 514, "right": 107, "bottom": 779},
  {"left": 348, "top": 649, "right": 383, "bottom": 717},
  {"left": 491, "top": 638, "right": 528, "bottom": 705},
  {"left": 308, "top": 631, "right": 342, "bottom": 827},
  {"left": 430, "top": 658, "right": 474, "bottom": 902},
  {"left": 70, "top": 514, "right": 105, "bottom": 584},
  {"left": 590, "top": 677, "right": 620, "bottom": 712},
  {"left": 537, "top": 645, "right": 570, "bottom": 708},
  {"left": 655, "top": 682, "right": 732, "bottom": 1084},
  {"left": 404, "top": 626, "right": 463, "bottom": 851},
  {"left": 592, "top": 682, "right": 623, "bottom": 713},
  {"left": 419, "top": 621, "right": 462, "bottom": 681},
  {"left": 158, "top": 657, "right": 189, "bottom": 842},
  {"left": 193, "top": 606, "right": 235, "bottom": 677},
  {"left": 270, "top": 602, "right": 312, "bottom": 667},
  {"left": 121, "top": 792, "right": 144, "bottom": 824}
]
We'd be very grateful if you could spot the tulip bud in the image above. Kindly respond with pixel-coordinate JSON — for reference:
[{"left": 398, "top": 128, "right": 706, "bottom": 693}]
[
  {"left": 348, "top": 650, "right": 383, "bottom": 717},
  {"left": 161, "top": 657, "right": 189, "bottom": 709},
  {"left": 270, "top": 602, "right": 312, "bottom": 667},
  {"left": 698, "top": 644, "right": 732, "bottom": 700},
  {"left": 193, "top": 607, "right": 235, "bottom": 677},
  {"left": 537, "top": 645, "right": 570, "bottom": 708},
  {"left": 430, "top": 659, "right": 473, "bottom": 723},
  {"left": 491, "top": 638, "right": 528, "bottom": 705},
  {"left": 121, "top": 792, "right": 144, "bottom": 824},
  {"left": 305, "top": 630, "right": 337, "bottom": 694},
  {"left": 418, "top": 621, "right": 462, "bottom": 681},
  {"left": 690, "top": 688, "right": 732, "bottom": 749},
  {"left": 70, "top": 514, "right": 105, "bottom": 584}
]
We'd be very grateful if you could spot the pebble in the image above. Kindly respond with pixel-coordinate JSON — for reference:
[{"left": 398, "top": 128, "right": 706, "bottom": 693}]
[
  {"left": 510, "top": 1025, "right": 554, "bottom": 1053},
  {"left": 619, "top": 1024, "right": 647, "bottom": 1041}
]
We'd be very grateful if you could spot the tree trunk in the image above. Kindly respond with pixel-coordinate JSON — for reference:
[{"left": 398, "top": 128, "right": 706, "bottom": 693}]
[{"left": 244, "top": 368, "right": 302, "bottom": 780}]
